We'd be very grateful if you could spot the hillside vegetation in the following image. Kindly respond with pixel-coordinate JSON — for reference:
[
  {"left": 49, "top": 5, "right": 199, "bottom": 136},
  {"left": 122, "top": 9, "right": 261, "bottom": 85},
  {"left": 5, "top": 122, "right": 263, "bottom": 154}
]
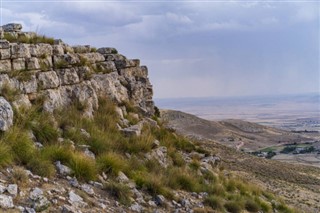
[{"left": 0, "top": 93, "right": 297, "bottom": 212}]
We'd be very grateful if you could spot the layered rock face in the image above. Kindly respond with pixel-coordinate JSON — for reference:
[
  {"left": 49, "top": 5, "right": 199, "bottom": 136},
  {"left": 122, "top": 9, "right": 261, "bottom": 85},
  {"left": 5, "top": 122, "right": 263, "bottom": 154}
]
[{"left": 0, "top": 24, "right": 154, "bottom": 121}]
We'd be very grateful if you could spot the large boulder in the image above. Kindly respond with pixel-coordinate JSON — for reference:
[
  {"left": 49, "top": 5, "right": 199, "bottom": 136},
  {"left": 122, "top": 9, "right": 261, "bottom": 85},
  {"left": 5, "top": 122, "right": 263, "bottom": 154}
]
[
  {"left": 2, "top": 23, "right": 22, "bottom": 32},
  {"left": 0, "top": 97, "right": 13, "bottom": 131}
]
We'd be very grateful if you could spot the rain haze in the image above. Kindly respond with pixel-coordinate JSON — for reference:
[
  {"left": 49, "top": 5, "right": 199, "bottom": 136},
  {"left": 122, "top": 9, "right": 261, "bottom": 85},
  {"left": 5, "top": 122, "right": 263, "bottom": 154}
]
[{"left": 1, "top": 1, "right": 319, "bottom": 99}]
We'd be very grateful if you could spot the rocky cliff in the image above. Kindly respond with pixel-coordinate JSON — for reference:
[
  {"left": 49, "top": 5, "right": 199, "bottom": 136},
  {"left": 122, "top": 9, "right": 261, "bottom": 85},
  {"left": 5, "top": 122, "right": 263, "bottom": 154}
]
[{"left": 0, "top": 23, "right": 154, "bottom": 129}]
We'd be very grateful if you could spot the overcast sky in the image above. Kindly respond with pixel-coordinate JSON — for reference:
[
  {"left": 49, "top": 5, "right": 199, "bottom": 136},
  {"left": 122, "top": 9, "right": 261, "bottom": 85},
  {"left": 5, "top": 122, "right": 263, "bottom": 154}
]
[{"left": 1, "top": 1, "right": 319, "bottom": 98}]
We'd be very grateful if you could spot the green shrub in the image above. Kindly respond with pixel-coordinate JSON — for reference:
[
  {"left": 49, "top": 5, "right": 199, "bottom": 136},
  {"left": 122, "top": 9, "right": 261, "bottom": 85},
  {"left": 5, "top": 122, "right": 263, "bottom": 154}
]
[
  {"left": 104, "top": 181, "right": 132, "bottom": 205},
  {"left": 11, "top": 167, "right": 28, "bottom": 185},
  {"left": 204, "top": 195, "right": 224, "bottom": 210},
  {"left": 0, "top": 84, "right": 19, "bottom": 102},
  {"left": 189, "top": 159, "right": 200, "bottom": 171},
  {"left": 97, "top": 152, "right": 128, "bottom": 176},
  {"left": 69, "top": 153, "right": 97, "bottom": 181}
]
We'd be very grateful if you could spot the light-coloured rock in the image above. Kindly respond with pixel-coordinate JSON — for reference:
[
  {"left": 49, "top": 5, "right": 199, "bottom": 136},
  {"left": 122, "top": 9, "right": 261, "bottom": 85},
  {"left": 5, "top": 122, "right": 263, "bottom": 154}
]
[
  {"left": 53, "top": 45, "right": 65, "bottom": 55},
  {"left": 33, "top": 196, "right": 50, "bottom": 211},
  {"left": 42, "top": 89, "right": 62, "bottom": 112},
  {"left": 38, "top": 71, "right": 60, "bottom": 89},
  {"left": 26, "top": 57, "right": 40, "bottom": 70},
  {"left": 18, "top": 74, "right": 38, "bottom": 93},
  {"left": 79, "top": 52, "right": 105, "bottom": 64},
  {"left": 68, "top": 190, "right": 87, "bottom": 208},
  {"left": 91, "top": 72, "right": 128, "bottom": 103},
  {"left": 29, "top": 187, "right": 43, "bottom": 200},
  {"left": 0, "top": 48, "right": 11, "bottom": 59},
  {"left": 145, "top": 146, "right": 168, "bottom": 168},
  {"left": 37, "top": 43, "right": 53, "bottom": 57},
  {"left": 0, "top": 60, "right": 11, "bottom": 72},
  {"left": 84, "top": 148, "right": 95, "bottom": 159},
  {"left": 0, "top": 97, "right": 13, "bottom": 131},
  {"left": 130, "top": 202, "right": 143, "bottom": 212},
  {"left": 7, "top": 184, "right": 18, "bottom": 196},
  {"left": 39, "top": 56, "right": 53, "bottom": 70},
  {"left": 117, "top": 171, "right": 129, "bottom": 183},
  {"left": 121, "top": 123, "right": 143, "bottom": 137},
  {"left": 11, "top": 43, "right": 31, "bottom": 58},
  {"left": 54, "top": 53, "right": 80, "bottom": 67},
  {"left": 12, "top": 58, "right": 26, "bottom": 70},
  {"left": 0, "top": 194, "right": 14, "bottom": 208},
  {"left": 0, "top": 184, "right": 6, "bottom": 193},
  {"left": 57, "top": 68, "right": 80, "bottom": 85},
  {"left": 81, "top": 184, "right": 94, "bottom": 195},
  {"left": 0, "top": 40, "right": 10, "bottom": 49},
  {"left": 55, "top": 161, "right": 72, "bottom": 176}
]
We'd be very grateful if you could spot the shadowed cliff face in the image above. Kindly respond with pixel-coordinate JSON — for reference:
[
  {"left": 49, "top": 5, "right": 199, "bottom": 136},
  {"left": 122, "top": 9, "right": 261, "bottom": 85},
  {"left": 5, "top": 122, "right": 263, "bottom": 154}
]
[{"left": 0, "top": 23, "right": 154, "bottom": 125}]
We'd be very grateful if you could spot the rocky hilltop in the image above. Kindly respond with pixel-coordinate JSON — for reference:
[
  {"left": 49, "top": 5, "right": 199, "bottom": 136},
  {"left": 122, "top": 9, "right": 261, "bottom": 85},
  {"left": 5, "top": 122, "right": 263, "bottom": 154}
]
[
  {"left": 0, "top": 23, "right": 154, "bottom": 128},
  {"left": 0, "top": 24, "right": 306, "bottom": 213}
]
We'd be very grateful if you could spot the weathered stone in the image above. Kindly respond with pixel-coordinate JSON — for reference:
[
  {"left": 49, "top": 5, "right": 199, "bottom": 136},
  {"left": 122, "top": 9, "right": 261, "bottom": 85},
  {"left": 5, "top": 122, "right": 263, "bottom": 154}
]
[
  {"left": 55, "top": 161, "right": 72, "bottom": 176},
  {"left": 39, "top": 56, "right": 53, "bottom": 70},
  {"left": 29, "top": 188, "right": 43, "bottom": 200},
  {"left": 7, "top": 184, "right": 18, "bottom": 196},
  {"left": 26, "top": 57, "right": 40, "bottom": 70},
  {"left": 121, "top": 123, "right": 143, "bottom": 137},
  {"left": 91, "top": 72, "right": 128, "bottom": 103},
  {"left": 0, "top": 48, "right": 11, "bottom": 59},
  {"left": 12, "top": 58, "right": 26, "bottom": 71},
  {"left": 53, "top": 45, "right": 65, "bottom": 55},
  {"left": 68, "top": 190, "right": 87, "bottom": 208},
  {"left": 155, "top": 195, "right": 166, "bottom": 206},
  {"left": 2, "top": 23, "right": 22, "bottom": 32},
  {"left": 0, "top": 40, "right": 10, "bottom": 49},
  {"left": 53, "top": 53, "right": 80, "bottom": 67},
  {"left": 0, "top": 194, "right": 14, "bottom": 208},
  {"left": 95, "top": 61, "right": 117, "bottom": 73},
  {"left": 117, "top": 171, "right": 129, "bottom": 183},
  {"left": 79, "top": 52, "right": 105, "bottom": 64},
  {"left": 18, "top": 74, "right": 38, "bottom": 93},
  {"left": 130, "top": 202, "right": 143, "bottom": 212},
  {"left": 0, "top": 60, "right": 11, "bottom": 72},
  {"left": 97, "top": 47, "right": 117, "bottom": 55},
  {"left": 11, "top": 43, "right": 31, "bottom": 58},
  {"left": 37, "top": 43, "right": 53, "bottom": 57},
  {"left": 57, "top": 68, "right": 80, "bottom": 85},
  {"left": 41, "top": 89, "right": 62, "bottom": 112},
  {"left": 81, "top": 184, "right": 94, "bottom": 195},
  {"left": 145, "top": 146, "right": 168, "bottom": 168},
  {"left": 77, "top": 66, "right": 92, "bottom": 81},
  {"left": 0, "top": 97, "right": 13, "bottom": 131},
  {"left": 0, "top": 184, "right": 6, "bottom": 193},
  {"left": 73, "top": 45, "right": 91, "bottom": 53},
  {"left": 84, "top": 148, "right": 95, "bottom": 159},
  {"left": 38, "top": 71, "right": 60, "bottom": 89}
]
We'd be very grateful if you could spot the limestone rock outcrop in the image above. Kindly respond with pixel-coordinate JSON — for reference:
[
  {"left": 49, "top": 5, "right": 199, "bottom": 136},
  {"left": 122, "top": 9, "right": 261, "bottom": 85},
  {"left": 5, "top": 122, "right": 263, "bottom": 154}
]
[
  {"left": 0, "top": 23, "right": 155, "bottom": 129},
  {"left": 0, "top": 97, "right": 13, "bottom": 131}
]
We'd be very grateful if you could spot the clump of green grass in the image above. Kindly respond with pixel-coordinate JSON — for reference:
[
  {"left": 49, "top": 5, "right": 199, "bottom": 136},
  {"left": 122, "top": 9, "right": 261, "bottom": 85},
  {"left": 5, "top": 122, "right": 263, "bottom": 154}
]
[
  {"left": 245, "top": 199, "right": 260, "bottom": 212},
  {"left": 104, "top": 181, "right": 132, "bottom": 205},
  {"left": 54, "top": 60, "right": 69, "bottom": 69},
  {"left": 0, "top": 83, "right": 20, "bottom": 102},
  {"left": 97, "top": 152, "right": 128, "bottom": 176},
  {"left": 0, "top": 141, "right": 13, "bottom": 167},
  {"left": 204, "top": 196, "right": 224, "bottom": 211},
  {"left": 224, "top": 200, "right": 244, "bottom": 213},
  {"left": 3, "top": 33, "right": 54, "bottom": 44},
  {"left": 27, "top": 157, "right": 56, "bottom": 177},
  {"left": 68, "top": 153, "right": 97, "bottom": 181},
  {"left": 11, "top": 167, "right": 29, "bottom": 185}
]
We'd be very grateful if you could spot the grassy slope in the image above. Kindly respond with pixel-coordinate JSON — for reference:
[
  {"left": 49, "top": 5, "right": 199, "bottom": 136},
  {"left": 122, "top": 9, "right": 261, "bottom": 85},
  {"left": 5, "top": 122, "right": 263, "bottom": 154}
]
[{"left": 0, "top": 93, "right": 299, "bottom": 212}]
